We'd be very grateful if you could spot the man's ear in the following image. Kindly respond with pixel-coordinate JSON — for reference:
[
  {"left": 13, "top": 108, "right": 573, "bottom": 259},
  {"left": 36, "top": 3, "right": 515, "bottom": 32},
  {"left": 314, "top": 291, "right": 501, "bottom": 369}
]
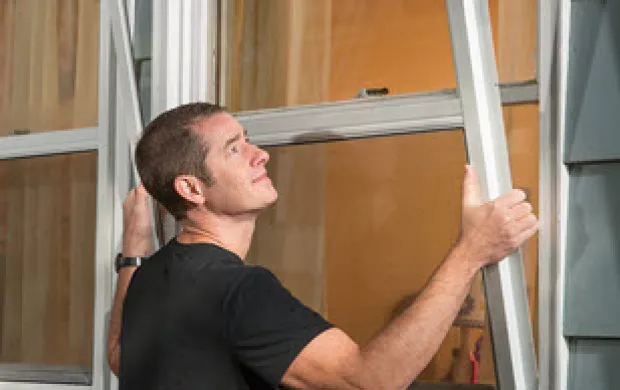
[{"left": 173, "top": 175, "right": 207, "bottom": 206}]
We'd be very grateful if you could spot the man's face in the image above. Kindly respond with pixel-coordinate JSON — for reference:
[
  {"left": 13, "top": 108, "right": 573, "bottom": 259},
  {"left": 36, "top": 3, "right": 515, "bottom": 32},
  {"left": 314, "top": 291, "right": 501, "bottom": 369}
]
[{"left": 196, "top": 113, "right": 278, "bottom": 215}]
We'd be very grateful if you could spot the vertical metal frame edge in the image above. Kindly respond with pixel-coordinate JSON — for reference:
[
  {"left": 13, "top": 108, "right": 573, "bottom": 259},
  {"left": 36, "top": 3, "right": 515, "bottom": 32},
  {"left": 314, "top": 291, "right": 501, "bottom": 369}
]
[
  {"left": 556, "top": 0, "right": 571, "bottom": 389},
  {"left": 216, "top": 0, "right": 228, "bottom": 105},
  {"left": 446, "top": 1, "right": 537, "bottom": 389},
  {"left": 95, "top": 0, "right": 115, "bottom": 388},
  {"left": 537, "top": 0, "right": 571, "bottom": 389},
  {"left": 151, "top": 1, "right": 181, "bottom": 118},
  {"left": 150, "top": 0, "right": 167, "bottom": 118},
  {"left": 197, "top": 0, "right": 218, "bottom": 103}
]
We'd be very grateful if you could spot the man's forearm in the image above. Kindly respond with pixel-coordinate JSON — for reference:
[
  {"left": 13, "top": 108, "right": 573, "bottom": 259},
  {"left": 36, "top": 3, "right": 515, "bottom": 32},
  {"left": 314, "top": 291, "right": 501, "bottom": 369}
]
[
  {"left": 107, "top": 266, "right": 138, "bottom": 376},
  {"left": 357, "top": 240, "right": 482, "bottom": 389},
  {"left": 108, "top": 185, "right": 156, "bottom": 376},
  {"left": 107, "top": 246, "right": 150, "bottom": 376}
]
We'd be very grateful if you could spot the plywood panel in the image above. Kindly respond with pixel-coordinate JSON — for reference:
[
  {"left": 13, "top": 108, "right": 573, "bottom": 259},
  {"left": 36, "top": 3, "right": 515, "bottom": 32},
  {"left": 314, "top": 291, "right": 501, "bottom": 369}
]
[
  {"left": 325, "top": 130, "right": 467, "bottom": 381},
  {"left": 0, "top": 153, "right": 96, "bottom": 367},
  {"left": 68, "top": 154, "right": 96, "bottom": 366},
  {"left": 0, "top": 0, "right": 99, "bottom": 136},
  {"left": 329, "top": 1, "right": 458, "bottom": 101},
  {"left": 498, "top": 0, "right": 537, "bottom": 82},
  {"left": 228, "top": 0, "right": 331, "bottom": 111},
  {"left": 0, "top": 0, "right": 99, "bottom": 369},
  {"left": 226, "top": 0, "right": 536, "bottom": 109}
]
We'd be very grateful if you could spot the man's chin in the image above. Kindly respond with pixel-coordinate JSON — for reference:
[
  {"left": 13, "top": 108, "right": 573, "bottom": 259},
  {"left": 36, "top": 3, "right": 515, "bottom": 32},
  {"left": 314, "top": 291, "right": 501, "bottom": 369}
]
[
  {"left": 261, "top": 193, "right": 278, "bottom": 209},
  {"left": 253, "top": 186, "right": 278, "bottom": 209}
]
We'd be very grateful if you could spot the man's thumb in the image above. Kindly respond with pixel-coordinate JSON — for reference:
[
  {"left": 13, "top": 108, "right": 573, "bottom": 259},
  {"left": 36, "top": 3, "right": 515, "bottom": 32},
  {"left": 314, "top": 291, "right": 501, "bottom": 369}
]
[{"left": 463, "top": 165, "right": 483, "bottom": 207}]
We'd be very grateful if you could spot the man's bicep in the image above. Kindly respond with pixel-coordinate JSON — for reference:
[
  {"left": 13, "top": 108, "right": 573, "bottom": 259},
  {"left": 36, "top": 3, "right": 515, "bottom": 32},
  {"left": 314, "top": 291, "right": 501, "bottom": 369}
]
[{"left": 282, "top": 327, "right": 365, "bottom": 389}]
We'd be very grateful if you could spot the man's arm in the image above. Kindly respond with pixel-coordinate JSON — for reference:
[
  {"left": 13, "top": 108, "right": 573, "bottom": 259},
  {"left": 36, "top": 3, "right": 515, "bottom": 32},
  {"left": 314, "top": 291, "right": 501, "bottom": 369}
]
[
  {"left": 281, "top": 165, "right": 539, "bottom": 389},
  {"left": 107, "top": 185, "right": 154, "bottom": 376}
]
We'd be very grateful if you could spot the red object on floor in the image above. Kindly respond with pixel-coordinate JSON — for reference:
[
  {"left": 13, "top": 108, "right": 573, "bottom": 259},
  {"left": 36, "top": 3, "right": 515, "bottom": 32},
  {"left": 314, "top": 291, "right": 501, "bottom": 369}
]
[{"left": 470, "top": 351, "right": 479, "bottom": 383}]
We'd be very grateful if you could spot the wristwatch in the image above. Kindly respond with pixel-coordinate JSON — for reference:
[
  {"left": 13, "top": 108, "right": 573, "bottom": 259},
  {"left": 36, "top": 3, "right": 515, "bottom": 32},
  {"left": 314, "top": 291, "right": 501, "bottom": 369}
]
[{"left": 115, "top": 253, "right": 144, "bottom": 273}]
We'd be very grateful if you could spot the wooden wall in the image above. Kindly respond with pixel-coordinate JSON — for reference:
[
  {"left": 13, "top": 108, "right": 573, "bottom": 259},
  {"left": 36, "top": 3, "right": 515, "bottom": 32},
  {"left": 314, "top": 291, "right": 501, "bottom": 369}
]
[
  {"left": 0, "top": 0, "right": 99, "bottom": 368},
  {"left": 324, "top": 130, "right": 468, "bottom": 381},
  {"left": 226, "top": 0, "right": 537, "bottom": 109},
  {"left": 0, "top": 0, "right": 99, "bottom": 136},
  {"left": 0, "top": 153, "right": 97, "bottom": 367}
]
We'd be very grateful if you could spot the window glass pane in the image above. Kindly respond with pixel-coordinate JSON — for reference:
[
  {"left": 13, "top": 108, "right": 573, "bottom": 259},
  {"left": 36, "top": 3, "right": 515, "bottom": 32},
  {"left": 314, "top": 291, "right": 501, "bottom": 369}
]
[
  {"left": 0, "top": 152, "right": 97, "bottom": 381},
  {"left": 248, "top": 130, "right": 495, "bottom": 385},
  {"left": 223, "top": 0, "right": 536, "bottom": 112},
  {"left": 0, "top": 1, "right": 100, "bottom": 136},
  {"left": 247, "top": 103, "right": 539, "bottom": 385}
]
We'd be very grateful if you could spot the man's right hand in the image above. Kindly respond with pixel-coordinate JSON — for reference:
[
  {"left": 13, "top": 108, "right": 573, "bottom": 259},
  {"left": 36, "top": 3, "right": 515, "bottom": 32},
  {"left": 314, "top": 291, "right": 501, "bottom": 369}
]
[
  {"left": 459, "top": 165, "right": 539, "bottom": 268},
  {"left": 122, "top": 184, "right": 154, "bottom": 257}
]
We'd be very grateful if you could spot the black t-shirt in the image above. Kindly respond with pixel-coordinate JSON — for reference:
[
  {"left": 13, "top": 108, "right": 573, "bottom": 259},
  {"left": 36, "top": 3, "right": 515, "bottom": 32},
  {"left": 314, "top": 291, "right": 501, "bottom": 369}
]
[{"left": 120, "top": 239, "right": 332, "bottom": 389}]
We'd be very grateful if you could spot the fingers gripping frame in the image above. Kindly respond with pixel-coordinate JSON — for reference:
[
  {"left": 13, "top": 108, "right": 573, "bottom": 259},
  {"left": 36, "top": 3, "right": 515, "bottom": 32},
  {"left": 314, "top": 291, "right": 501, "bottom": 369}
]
[{"left": 446, "top": 1, "right": 538, "bottom": 389}]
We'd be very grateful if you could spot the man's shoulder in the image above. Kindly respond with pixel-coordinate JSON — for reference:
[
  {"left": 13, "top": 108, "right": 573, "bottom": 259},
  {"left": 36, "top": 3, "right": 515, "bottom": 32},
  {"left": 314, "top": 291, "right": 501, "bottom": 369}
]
[
  {"left": 219, "top": 264, "right": 272, "bottom": 293},
  {"left": 220, "top": 265, "right": 287, "bottom": 311},
  {"left": 227, "top": 265, "right": 279, "bottom": 290}
]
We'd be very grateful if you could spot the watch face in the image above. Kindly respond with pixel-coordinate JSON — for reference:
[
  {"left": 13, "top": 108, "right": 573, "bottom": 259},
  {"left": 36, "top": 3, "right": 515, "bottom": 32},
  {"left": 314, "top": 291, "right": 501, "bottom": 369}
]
[{"left": 115, "top": 254, "right": 141, "bottom": 273}]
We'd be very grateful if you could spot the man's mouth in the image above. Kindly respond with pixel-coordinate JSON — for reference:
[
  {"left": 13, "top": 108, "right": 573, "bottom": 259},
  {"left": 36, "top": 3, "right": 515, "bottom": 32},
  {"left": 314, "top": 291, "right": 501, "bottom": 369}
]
[{"left": 252, "top": 172, "right": 270, "bottom": 183}]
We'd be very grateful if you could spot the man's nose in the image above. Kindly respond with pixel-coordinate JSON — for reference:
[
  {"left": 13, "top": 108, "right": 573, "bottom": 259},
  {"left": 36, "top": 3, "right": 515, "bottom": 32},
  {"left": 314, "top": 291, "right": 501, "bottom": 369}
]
[{"left": 249, "top": 144, "right": 270, "bottom": 167}]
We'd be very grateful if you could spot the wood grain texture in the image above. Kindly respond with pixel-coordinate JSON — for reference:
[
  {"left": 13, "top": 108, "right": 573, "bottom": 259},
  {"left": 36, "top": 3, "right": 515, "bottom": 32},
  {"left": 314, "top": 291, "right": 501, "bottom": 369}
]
[
  {"left": 325, "top": 130, "right": 467, "bottom": 381},
  {"left": 0, "top": 0, "right": 99, "bottom": 136},
  {"left": 0, "top": 152, "right": 96, "bottom": 367},
  {"left": 498, "top": 0, "right": 537, "bottom": 82},
  {"left": 226, "top": 0, "right": 536, "bottom": 109},
  {"left": 0, "top": 0, "right": 99, "bottom": 368}
]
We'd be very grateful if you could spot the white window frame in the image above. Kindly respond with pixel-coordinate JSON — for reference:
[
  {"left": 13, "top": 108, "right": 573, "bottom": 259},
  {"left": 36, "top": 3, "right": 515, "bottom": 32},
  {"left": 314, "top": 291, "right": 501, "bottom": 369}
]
[
  {"left": 150, "top": 0, "right": 218, "bottom": 242},
  {"left": 447, "top": 1, "right": 538, "bottom": 389},
  {"left": 538, "top": 0, "right": 571, "bottom": 389}
]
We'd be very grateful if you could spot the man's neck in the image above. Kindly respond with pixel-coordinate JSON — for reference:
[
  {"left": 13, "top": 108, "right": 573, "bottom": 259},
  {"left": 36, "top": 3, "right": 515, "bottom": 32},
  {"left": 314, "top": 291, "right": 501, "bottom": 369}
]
[{"left": 177, "top": 211, "right": 257, "bottom": 260}]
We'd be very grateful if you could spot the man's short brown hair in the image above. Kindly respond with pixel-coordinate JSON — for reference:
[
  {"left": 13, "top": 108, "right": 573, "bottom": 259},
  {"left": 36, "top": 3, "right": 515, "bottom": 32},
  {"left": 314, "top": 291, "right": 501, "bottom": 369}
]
[{"left": 136, "top": 102, "right": 226, "bottom": 220}]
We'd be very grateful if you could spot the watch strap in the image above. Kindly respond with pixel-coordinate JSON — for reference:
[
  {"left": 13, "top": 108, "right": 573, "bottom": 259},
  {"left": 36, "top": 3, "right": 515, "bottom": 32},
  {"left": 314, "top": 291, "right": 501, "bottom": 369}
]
[{"left": 115, "top": 253, "right": 144, "bottom": 273}]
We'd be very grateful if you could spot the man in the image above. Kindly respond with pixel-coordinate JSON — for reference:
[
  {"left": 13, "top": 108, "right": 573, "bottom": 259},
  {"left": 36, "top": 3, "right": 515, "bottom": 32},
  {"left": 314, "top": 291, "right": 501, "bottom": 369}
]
[{"left": 107, "top": 102, "right": 538, "bottom": 389}]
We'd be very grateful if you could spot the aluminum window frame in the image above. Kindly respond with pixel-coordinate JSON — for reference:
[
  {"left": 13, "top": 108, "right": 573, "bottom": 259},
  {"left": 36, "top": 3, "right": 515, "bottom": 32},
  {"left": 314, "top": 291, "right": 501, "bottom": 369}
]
[
  {"left": 0, "top": 128, "right": 99, "bottom": 160},
  {"left": 447, "top": 1, "right": 539, "bottom": 389},
  {"left": 150, "top": 0, "right": 219, "bottom": 242},
  {"left": 538, "top": 0, "right": 571, "bottom": 389},
  {"left": 235, "top": 82, "right": 537, "bottom": 147}
]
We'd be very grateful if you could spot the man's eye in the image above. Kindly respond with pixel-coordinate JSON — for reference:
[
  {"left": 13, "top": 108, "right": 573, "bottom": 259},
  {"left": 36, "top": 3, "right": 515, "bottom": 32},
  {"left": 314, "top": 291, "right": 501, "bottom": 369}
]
[{"left": 230, "top": 145, "right": 239, "bottom": 154}]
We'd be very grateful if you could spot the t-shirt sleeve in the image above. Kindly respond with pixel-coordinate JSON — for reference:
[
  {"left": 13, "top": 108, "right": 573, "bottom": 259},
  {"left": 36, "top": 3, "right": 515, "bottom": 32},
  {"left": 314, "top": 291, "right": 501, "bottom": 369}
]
[{"left": 225, "top": 266, "right": 333, "bottom": 386}]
